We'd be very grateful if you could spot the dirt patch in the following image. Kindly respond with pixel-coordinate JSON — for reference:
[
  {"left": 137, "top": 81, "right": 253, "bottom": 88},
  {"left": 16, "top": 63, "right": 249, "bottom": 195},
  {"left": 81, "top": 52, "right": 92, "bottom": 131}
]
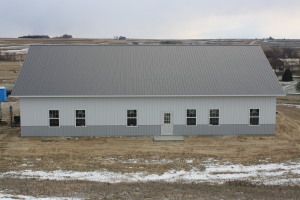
[{"left": 0, "top": 178, "right": 299, "bottom": 200}]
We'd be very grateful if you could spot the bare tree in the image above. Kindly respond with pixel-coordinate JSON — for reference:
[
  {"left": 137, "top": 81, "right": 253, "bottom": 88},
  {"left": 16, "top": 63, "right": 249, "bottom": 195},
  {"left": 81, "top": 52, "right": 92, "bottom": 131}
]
[{"left": 282, "top": 47, "right": 298, "bottom": 58}]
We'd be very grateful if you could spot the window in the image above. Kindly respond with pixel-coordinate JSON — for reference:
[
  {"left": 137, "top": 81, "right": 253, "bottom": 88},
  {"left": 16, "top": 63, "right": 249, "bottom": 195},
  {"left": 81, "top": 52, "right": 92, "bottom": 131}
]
[
  {"left": 209, "top": 109, "right": 219, "bottom": 125},
  {"left": 49, "top": 110, "right": 59, "bottom": 127},
  {"left": 127, "top": 110, "right": 137, "bottom": 126},
  {"left": 164, "top": 113, "right": 171, "bottom": 124},
  {"left": 187, "top": 109, "right": 196, "bottom": 125},
  {"left": 76, "top": 110, "right": 86, "bottom": 127},
  {"left": 250, "top": 109, "right": 259, "bottom": 125}
]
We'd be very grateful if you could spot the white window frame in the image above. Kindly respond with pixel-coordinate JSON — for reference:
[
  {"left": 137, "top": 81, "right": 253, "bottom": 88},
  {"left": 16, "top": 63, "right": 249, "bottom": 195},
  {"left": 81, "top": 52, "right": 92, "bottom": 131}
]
[
  {"left": 49, "top": 109, "right": 60, "bottom": 128},
  {"left": 186, "top": 109, "right": 197, "bottom": 126},
  {"left": 75, "top": 109, "right": 86, "bottom": 127},
  {"left": 249, "top": 109, "right": 260, "bottom": 126},
  {"left": 126, "top": 109, "right": 138, "bottom": 127},
  {"left": 209, "top": 109, "right": 220, "bottom": 126}
]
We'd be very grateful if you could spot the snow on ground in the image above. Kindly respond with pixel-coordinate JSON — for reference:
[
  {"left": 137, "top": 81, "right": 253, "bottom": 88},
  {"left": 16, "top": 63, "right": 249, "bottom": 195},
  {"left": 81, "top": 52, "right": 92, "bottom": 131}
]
[
  {"left": 0, "top": 46, "right": 25, "bottom": 49},
  {"left": 0, "top": 48, "right": 28, "bottom": 55},
  {"left": 279, "top": 103, "right": 300, "bottom": 109},
  {"left": 0, "top": 190, "right": 81, "bottom": 200},
  {"left": 1, "top": 160, "right": 300, "bottom": 186},
  {"left": 280, "top": 78, "right": 300, "bottom": 94}
]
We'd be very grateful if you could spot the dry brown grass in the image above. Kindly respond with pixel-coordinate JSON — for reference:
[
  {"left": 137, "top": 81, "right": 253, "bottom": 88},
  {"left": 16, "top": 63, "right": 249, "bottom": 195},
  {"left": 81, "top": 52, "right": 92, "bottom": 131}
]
[
  {"left": 0, "top": 177, "right": 299, "bottom": 200},
  {"left": 277, "top": 95, "right": 300, "bottom": 104},
  {"left": 0, "top": 61, "right": 20, "bottom": 87}
]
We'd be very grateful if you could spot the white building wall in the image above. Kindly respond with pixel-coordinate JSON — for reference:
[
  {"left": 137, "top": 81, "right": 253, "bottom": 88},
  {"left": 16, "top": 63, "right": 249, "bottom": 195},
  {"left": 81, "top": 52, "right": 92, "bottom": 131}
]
[{"left": 20, "top": 96, "right": 276, "bottom": 127}]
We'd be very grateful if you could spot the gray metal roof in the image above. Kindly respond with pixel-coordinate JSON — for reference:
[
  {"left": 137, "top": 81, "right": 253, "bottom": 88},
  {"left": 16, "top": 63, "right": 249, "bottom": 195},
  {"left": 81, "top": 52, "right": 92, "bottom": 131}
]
[{"left": 12, "top": 45, "right": 285, "bottom": 97}]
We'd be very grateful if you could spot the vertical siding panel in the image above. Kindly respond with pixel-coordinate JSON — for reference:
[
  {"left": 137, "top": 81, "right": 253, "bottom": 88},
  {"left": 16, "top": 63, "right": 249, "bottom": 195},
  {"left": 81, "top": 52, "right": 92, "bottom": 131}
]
[{"left": 20, "top": 96, "right": 277, "bottom": 136}]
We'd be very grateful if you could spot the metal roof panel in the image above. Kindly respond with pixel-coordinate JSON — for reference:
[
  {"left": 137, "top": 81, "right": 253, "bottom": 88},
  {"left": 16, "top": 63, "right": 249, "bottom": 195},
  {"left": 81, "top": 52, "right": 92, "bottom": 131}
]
[{"left": 12, "top": 45, "right": 285, "bottom": 96}]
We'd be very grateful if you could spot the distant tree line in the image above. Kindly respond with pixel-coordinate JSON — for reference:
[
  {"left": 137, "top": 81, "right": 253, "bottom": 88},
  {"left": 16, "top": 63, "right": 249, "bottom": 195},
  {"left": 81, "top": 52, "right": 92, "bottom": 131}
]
[
  {"left": 19, "top": 35, "right": 50, "bottom": 39},
  {"left": 160, "top": 40, "right": 183, "bottom": 45},
  {"left": 263, "top": 47, "right": 299, "bottom": 71},
  {"left": 264, "top": 47, "right": 299, "bottom": 61},
  {"left": 114, "top": 36, "right": 126, "bottom": 40},
  {"left": 54, "top": 34, "right": 73, "bottom": 39},
  {"left": 18, "top": 34, "right": 73, "bottom": 39}
]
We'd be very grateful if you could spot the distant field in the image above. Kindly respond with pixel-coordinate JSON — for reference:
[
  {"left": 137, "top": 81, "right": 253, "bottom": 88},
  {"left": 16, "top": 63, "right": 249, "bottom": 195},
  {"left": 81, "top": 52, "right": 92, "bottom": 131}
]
[
  {"left": 2, "top": 37, "right": 300, "bottom": 59},
  {"left": 0, "top": 38, "right": 161, "bottom": 45}
]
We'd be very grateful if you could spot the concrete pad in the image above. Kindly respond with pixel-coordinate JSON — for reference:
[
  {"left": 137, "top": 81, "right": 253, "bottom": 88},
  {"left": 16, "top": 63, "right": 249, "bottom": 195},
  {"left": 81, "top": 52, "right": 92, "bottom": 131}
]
[{"left": 153, "top": 135, "right": 184, "bottom": 142}]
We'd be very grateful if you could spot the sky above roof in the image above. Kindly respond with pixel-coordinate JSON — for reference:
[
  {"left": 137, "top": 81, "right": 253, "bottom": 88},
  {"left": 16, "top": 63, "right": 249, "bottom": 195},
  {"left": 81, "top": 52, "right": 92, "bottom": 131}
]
[{"left": 1, "top": 0, "right": 299, "bottom": 39}]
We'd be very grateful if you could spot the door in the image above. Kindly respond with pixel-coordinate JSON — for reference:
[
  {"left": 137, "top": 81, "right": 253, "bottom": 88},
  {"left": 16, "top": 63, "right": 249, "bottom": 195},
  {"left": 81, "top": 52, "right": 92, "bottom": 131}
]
[{"left": 161, "top": 112, "right": 173, "bottom": 135}]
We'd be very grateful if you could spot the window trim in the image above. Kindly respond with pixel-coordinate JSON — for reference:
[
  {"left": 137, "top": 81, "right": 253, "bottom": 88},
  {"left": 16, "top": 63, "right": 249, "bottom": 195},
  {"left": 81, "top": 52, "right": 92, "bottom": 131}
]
[
  {"left": 75, "top": 109, "right": 86, "bottom": 127},
  {"left": 126, "top": 109, "right": 138, "bottom": 127},
  {"left": 186, "top": 109, "right": 197, "bottom": 126},
  {"left": 49, "top": 109, "right": 60, "bottom": 128},
  {"left": 209, "top": 109, "right": 220, "bottom": 126},
  {"left": 249, "top": 109, "right": 260, "bottom": 126}
]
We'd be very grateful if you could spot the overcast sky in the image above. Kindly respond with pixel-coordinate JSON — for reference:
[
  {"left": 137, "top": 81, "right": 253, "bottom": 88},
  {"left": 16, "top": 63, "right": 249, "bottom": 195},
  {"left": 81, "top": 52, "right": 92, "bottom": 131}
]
[{"left": 1, "top": 0, "right": 299, "bottom": 39}]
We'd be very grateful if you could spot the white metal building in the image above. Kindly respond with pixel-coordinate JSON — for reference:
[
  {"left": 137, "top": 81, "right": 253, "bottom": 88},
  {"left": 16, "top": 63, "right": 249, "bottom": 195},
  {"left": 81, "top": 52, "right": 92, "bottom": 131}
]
[{"left": 12, "top": 45, "right": 285, "bottom": 137}]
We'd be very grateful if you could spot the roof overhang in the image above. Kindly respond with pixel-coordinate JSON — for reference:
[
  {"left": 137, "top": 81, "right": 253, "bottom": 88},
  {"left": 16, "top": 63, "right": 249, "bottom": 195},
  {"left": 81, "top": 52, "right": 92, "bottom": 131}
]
[{"left": 13, "top": 94, "right": 286, "bottom": 98}]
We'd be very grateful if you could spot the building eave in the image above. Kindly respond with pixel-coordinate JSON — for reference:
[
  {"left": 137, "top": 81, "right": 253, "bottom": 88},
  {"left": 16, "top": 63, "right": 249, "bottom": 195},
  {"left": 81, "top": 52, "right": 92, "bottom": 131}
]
[{"left": 12, "top": 94, "right": 286, "bottom": 98}]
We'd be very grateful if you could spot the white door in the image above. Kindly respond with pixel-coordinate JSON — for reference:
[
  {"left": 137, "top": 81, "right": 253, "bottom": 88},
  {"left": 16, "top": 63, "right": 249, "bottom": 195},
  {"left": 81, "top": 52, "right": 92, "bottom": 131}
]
[{"left": 161, "top": 112, "right": 173, "bottom": 135}]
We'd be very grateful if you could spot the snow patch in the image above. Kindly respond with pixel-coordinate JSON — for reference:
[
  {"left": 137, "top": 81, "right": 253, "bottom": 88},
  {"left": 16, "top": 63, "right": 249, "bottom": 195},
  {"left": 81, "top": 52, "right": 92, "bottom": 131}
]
[
  {"left": 186, "top": 159, "right": 194, "bottom": 163},
  {"left": 0, "top": 48, "right": 28, "bottom": 55},
  {"left": 0, "top": 191, "right": 81, "bottom": 200},
  {"left": 2, "top": 161, "right": 300, "bottom": 186},
  {"left": 279, "top": 103, "right": 300, "bottom": 109}
]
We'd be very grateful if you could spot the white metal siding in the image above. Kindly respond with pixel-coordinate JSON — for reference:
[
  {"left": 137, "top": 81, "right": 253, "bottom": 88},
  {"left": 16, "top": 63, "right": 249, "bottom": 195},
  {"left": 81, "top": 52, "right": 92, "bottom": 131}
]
[{"left": 20, "top": 96, "right": 276, "bottom": 127}]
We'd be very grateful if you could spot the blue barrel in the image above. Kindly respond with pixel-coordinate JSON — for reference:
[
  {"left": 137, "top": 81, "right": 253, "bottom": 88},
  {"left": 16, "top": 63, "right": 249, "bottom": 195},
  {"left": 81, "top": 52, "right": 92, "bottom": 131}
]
[{"left": 0, "top": 86, "right": 7, "bottom": 102}]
